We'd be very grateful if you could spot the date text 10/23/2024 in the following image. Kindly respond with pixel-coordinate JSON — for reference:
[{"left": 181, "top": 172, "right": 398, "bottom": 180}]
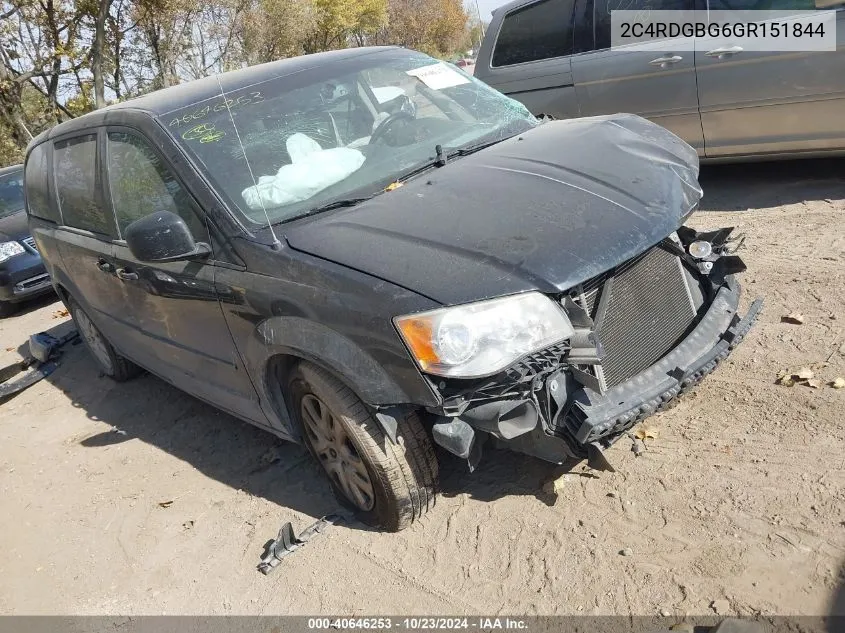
[{"left": 307, "top": 618, "right": 529, "bottom": 630}]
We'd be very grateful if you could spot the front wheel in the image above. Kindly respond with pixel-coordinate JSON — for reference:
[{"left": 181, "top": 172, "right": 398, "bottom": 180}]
[{"left": 289, "top": 362, "right": 438, "bottom": 531}]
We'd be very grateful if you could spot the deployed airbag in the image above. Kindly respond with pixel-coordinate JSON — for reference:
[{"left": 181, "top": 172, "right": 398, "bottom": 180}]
[{"left": 242, "top": 133, "right": 365, "bottom": 210}]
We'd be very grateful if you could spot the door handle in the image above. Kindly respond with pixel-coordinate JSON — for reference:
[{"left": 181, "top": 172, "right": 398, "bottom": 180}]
[
  {"left": 705, "top": 46, "right": 743, "bottom": 59},
  {"left": 96, "top": 258, "right": 114, "bottom": 273},
  {"left": 649, "top": 55, "right": 683, "bottom": 68},
  {"left": 115, "top": 268, "right": 139, "bottom": 281}
]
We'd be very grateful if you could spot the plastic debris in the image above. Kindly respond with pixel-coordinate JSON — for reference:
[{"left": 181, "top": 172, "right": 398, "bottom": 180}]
[{"left": 258, "top": 514, "right": 342, "bottom": 575}]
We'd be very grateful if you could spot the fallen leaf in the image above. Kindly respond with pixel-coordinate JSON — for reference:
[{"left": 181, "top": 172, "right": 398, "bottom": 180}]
[
  {"left": 831, "top": 377, "right": 845, "bottom": 389},
  {"left": 541, "top": 474, "right": 569, "bottom": 495},
  {"left": 384, "top": 181, "right": 404, "bottom": 192},
  {"left": 52, "top": 309, "right": 69, "bottom": 319},
  {"left": 781, "top": 312, "right": 805, "bottom": 325},
  {"left": 634, "top": 426, "right": 658, "bottom": 440},
  {"left": 804, "top": 379, "right": 821, "bottom": 389},
  {"left": 158, "top": 500, "right": 173, "bottom": 508},
  {"left": 794, "top": 367, "right": 814, "bottom": 380}
]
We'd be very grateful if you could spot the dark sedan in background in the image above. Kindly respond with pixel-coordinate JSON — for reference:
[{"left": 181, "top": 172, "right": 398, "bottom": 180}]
[{"left": 0, "top": 164, "right": 53, "bottom": 316}]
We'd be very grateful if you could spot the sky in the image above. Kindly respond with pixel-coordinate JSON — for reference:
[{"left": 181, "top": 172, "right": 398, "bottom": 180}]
[{"left": 469, "top": 0, "right": 512, "bottom": 20}]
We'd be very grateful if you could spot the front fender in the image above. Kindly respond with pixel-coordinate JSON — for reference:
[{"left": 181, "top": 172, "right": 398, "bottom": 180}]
[{"left": 245, "top": 316, "right": 439, "bottom": 434}]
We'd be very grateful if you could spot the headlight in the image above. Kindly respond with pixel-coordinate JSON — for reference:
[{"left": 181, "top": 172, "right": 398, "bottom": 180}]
[
  {"left": 394, "top": 292, "right": 574, "bottom": 378},
  {"left": 0, "top": 241, "right": 25, "bottom": 263}
]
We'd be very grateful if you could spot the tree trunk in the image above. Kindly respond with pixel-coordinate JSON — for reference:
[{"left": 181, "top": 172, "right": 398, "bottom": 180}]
[{"left": 92, "top": 0, "right": 112, "bottom": 108}]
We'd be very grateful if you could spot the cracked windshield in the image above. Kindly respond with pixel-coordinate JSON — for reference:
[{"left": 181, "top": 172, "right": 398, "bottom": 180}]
[{"left": 161, "top": 50, "right": 536, "bottom": 224}]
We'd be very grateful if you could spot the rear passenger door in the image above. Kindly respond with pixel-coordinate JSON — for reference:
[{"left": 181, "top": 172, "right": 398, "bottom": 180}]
[
  {"left": 695, "top": 0, "right": 845, "bottom": 157},
  {"left": 570, "top": 0, "right": 705, "bottom": 154},
  {"left": 475, "top": 0, "right": 580, "bottom": 119},
  {"left": 51, "top": 132, "right": 125, "bottom": 344}
]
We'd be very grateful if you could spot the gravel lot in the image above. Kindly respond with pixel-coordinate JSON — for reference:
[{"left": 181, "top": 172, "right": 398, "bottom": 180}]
[{"left": 0, "top": 159, "right": 843, "bottom": 618}]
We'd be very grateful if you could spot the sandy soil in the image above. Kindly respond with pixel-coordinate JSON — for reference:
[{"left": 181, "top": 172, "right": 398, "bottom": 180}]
[{"left": 0, "top": 159, "right": 843, "bottom": 618}]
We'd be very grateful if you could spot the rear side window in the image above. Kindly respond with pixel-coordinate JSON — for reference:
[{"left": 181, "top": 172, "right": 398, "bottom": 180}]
[
  {"left": 25, "top": 144, "right": 60, "bottom": 222},
  {"left": 0, "top": 169, "right": 25, "bottom": 218},
  {"left": 54, "top": 135, "right": 113, "bottom": 235},
  {"left": 592, "top": 0, "right": 694, "bottom": 51},
  {"left": 492, "top": 0, "right": 576, "bottom": 67},
  {"left": 106, "top": 132, "right": 207, "bottom": 239}
]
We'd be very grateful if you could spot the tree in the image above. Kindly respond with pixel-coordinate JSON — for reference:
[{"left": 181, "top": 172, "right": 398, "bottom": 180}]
[
  {"left": 377, "top": 0, "right": 468, "bottom": 58},
  {"left": 303, "top": 0, "right": 387, "bottom": 53}
]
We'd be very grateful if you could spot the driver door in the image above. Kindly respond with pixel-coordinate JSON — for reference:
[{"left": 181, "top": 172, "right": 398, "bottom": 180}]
[{"left": 102, "top": 127, "right": 265, "bottom": 424}]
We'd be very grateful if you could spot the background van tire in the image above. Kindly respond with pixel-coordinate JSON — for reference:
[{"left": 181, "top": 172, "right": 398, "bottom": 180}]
[
  {"left": 67, "top": 297, "right": 142, "bottom": 382},
  {"left": 289, "top": 361, "right": 438, "bottom": 531}
]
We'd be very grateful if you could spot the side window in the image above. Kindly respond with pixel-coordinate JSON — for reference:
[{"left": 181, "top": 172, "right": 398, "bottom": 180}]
[
  {"left": 0, "top": 169, "right": 25, "bottom": 217},
  {"left": 54, "top": 134, "right": 113, "bottom": 235},
  {"left": 492, "top": 0, "right": 576, "bottom": 67},
  {"left": 25, "top": 144, "right": 60, "bottom": 223},
  {"left": 593, "top": 0, "right": 694, "bottom": 51},
  {"left": 106, "top": 132, "right": 207, "bottom": 240}
]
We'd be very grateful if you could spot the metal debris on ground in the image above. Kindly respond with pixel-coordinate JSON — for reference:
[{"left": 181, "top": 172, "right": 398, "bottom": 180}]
[
  {"left": 258, "top": 514, "right": 342, "bottom": 575},
  {"left": 0, "top": 329, "right": 79, "bottom": 401}
]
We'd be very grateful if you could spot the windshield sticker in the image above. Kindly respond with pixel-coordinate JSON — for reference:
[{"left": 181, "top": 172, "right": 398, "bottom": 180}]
[
  {"left": 405, "top": 63, "right": 470, "bottom": 90},
  {"left": 169, "top": 91, "right": 265, "bottom": 127}
]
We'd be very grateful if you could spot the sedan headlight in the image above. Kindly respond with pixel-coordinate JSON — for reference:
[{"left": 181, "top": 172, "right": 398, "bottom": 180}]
[
  {"left": 0, "top": 241, "right": 25, "bottom": 263},
  {"left": 395, "top": 292, "right": 574, "bottom": 378}
]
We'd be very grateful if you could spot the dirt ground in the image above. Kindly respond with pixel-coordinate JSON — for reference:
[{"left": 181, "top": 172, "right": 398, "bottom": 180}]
[{"left": 0, "top": 159, "right": 843, "bottom": 618}]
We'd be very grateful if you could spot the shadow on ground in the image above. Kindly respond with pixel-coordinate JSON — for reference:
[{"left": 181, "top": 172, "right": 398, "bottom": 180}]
[
  {"left": 8, "top": 319, "right": 567, "bottom": 530},
  {"left": 698, "top": 157, "right": 845, "bottom": 212}
]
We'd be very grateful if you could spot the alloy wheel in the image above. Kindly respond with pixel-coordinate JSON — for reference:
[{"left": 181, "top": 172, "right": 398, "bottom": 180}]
[{"left": 300, "top": 393, "right": 375, "bottom": 511}]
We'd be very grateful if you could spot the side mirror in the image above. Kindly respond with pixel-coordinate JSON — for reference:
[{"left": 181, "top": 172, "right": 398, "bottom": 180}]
[{"left": 125, "top": 210, "right": 210, "bottom": 263}]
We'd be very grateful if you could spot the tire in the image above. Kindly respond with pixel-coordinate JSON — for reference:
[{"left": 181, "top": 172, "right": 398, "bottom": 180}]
[
  {"left": 0, "top": 301, "right": 17, "bottom": 318},
  {"left": 67, "top": 297, "right": 142, "bottom": 382},
  {"left": 289, "top": 361, "right": 438, "bottom": 531}
]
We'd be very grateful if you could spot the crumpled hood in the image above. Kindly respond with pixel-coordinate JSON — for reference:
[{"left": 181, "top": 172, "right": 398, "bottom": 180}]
[
  {"left": 0, "top": 209, "right": 29, "bottom": 242},
  {"left": 285, "top": 113, "right": 702, "bottom": 305}
]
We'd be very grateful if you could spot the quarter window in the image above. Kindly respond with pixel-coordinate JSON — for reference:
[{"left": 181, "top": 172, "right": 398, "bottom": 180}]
[
  {"left": 54, "top": 134, "right": 113, "bottom": 235},
  {"left": 492, "top": 0, "right": 576, "bottom": 67},
  {"left": 106, "top": 132, "right": 206, "bottom": 239},
  {"left": 25, "top": 144, "right": 59, "bottom": 222}
]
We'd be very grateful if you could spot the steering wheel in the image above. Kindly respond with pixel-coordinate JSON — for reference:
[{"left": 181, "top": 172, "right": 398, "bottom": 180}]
[{"left": 369, "top": 110, "right": 415, "bottom": 145}]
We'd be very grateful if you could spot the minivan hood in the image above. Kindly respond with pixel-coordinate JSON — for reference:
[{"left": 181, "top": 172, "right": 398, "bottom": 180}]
[
  {"left": 285, "top": 113, "right": 702, "bottom": 305},
  {"left": 0, "top": 209, "right": 29, "bottom": 242}
]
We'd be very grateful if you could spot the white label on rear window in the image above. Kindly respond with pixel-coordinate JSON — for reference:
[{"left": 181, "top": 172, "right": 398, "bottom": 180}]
[{"left": 406, "top": 63, "right": 470, "bottom": 90}]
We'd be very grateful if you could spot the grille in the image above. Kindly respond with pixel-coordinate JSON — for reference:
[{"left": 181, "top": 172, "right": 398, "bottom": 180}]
[
  {"left": 592, "top": 246, "right": 698, "bottom": 387},
  {"left": 22, "top": 237, "right": 37, "bottom": 252}
]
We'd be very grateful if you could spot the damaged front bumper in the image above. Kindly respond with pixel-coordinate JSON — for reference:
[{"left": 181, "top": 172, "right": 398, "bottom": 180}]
[{"left": 426, "top": 229, "right": 762, "bottom": 468}]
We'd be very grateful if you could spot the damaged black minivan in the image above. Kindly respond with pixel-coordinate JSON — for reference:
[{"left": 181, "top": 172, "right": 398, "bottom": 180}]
[{"left": 25, "top": 47, "right": 761, "bottom": 530}]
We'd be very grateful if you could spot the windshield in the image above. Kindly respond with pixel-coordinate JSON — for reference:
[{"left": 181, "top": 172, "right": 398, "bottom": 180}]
[
  {"left": 161, "top": 50, "right": 537, "bottom": 225},
  {"left": 0, "top": 170, "right": 25, "bottom": 219}
]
